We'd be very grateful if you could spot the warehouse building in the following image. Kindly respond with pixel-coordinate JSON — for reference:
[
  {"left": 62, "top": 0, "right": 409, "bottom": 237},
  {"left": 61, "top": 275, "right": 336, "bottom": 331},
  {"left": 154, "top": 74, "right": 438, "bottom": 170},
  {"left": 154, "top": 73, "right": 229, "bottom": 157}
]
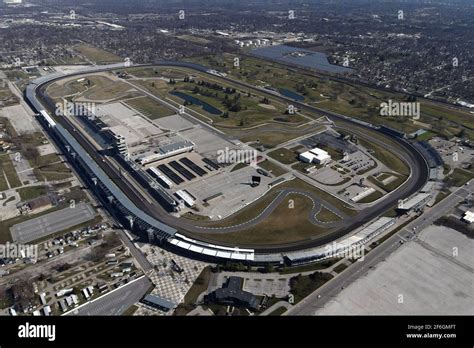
[
  {"left": 299, "top": 147, "right": 332, "bottom": 165},
  {"left": 397, "top": 193, "right": 432, "bottom": 213},
  {"left": 205, "top": 277, "right": 260, "bottom": 310},
  {"left": 141, "top": 294, "right": 177, "bottom": 312}
]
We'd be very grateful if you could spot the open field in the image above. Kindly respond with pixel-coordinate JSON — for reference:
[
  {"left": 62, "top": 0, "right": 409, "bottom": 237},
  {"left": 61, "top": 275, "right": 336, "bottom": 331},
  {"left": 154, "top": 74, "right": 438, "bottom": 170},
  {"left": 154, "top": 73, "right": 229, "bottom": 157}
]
[
  {"left": 444, "top": 168, "right": 474, "bottom": 187},
  {"left": 0, "top": 154, "right": 22, "bottom": 188},
  {"left": 73, "top": 44, "right": 122, "bottom": 64},
  {"left": 368, "top": 173, "right": 408, "bottom": 193},
  {"left": 131, "top": 68, "right": 308, "bottom": 130},
  {"left": 124, "top": 96, "right": 176, "bottom": 120},
  {"left": 358, "top": 138, "right": 410, "bottom": 176},
  {"left": 17, "top": 185, "right": 48, "bottom": 201},
  {"left": 77, "top": 75, "right": 139, "bottom": 101},
  {"left": 188, "top": 54, "right": 474, "bottom": 140},
  {"left": 268, "top": 147, "right": 299, "bottom": 164},
  {"left": 30, "top": 153, "right": 72, "bottom": 182},
  {"left": 316, "top": 206, "right": 342, "bottom": 223},
  {"left": 258, "top": 160, "right": 287, "bottom": 177},
  {"left": 196, "top": 194, "right": 332, "bottom": 246},
  {"left": 357, "top": 190, "right": 384, "bottom": 203}
]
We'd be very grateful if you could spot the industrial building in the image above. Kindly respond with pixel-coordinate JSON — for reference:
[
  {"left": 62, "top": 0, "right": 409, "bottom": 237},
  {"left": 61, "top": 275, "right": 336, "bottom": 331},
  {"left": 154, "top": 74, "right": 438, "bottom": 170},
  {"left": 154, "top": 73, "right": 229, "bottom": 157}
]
[
  {"left": 134, "top": 134, "right": 194, "bottom": 166},
  {"left": 205, "top": 277, "right": 260, "bottom": 310},
  {"left": 299, "top": 147, "right": 331, "bottom": 165},
  {"left": 462, "top": 211, "right": 474, "bottom": 224},
  {"left": 141, "top": 294, "right": 177, "bottom": 312},
  {"left": 397, "top": 193, "right": 432, "bottom": 213}
]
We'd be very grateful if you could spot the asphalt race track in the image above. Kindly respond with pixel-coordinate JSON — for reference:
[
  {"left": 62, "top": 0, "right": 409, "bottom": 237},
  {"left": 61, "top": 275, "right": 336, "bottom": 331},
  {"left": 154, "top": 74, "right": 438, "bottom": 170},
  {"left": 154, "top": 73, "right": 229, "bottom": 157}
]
[{"left": 28, "top": 62, "right": 429, "bottom": 253}]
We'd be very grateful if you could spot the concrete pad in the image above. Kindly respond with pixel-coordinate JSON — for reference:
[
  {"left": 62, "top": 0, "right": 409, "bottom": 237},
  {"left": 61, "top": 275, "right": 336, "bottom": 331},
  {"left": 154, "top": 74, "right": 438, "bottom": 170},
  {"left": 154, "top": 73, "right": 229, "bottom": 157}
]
[
  {"left": 37, "top": 144, "right": 57, "bottom": 156},
  {"left": 0, "top": 104, "right": 41, "bottom": 134},
  {"left": 153, "top": 114, "right": 194, "bottom": 132},
  {"left": 317, "top": 226, "right": 474, "bottom": 315},
  {"left": 10, "top": 203, "right": 96, "bottom": 244}
]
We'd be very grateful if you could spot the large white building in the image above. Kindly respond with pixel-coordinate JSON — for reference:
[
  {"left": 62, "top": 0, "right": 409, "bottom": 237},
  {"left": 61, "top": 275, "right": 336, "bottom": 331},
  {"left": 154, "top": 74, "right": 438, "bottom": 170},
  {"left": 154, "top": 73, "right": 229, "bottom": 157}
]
[
  {"left": 299, "top": 147, "right": 332, "bottom": 165},
  {"left": 462, "top": 211, "right": 474, "bottom": 224}
]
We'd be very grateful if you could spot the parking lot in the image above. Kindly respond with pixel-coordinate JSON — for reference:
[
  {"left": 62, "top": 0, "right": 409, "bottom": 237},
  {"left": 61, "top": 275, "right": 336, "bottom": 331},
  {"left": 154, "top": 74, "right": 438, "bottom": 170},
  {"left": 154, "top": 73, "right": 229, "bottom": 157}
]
[
  {"left": 11, "top": 203, "right": 97, "bottom": 244},
  {"left": 429, "top": 137, "right": 473, "bottom": 168},
  {"left": 182, "top": 165, "right": 275, "bottom": 219},
  {"left": 317, "top": 225, "right": 474, "bottom": 315}
]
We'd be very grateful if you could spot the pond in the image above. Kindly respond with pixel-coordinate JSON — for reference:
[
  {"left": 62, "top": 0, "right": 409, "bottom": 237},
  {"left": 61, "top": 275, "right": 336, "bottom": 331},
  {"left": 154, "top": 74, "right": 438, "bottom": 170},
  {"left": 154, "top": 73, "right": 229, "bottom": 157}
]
[
  {"left": 279, "top": 88, "right": 305, "bottom": 101},
  {"left": 170, "top": 91, "right": 222, "bottom": 115}
]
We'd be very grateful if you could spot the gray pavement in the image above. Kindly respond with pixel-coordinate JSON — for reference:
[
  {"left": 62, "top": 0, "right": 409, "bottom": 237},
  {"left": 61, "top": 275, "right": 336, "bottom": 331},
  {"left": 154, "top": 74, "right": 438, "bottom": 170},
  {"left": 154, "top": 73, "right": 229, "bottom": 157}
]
[
  {"left": 286, "top": 181, "right": 472, "bottom": 315},
  {"left": 11, "top": 202, "right": 96, "bottom": 244},
  {"left": 65, "top": 276, "right": 152, "bottom": 316}
]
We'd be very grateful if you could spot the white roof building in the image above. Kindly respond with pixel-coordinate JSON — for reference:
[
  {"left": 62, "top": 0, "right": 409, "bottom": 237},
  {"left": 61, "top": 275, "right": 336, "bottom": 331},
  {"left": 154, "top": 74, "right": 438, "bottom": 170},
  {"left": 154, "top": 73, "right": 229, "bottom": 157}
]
[
  {"left": 299, "top": 151, "right": 317, "bottom": 163},
  {"left": 462, "top": 211, "right": 474, "bottom": 224},
  {"left": 299, "top": 147, "right": 331, "bottom": 165}
]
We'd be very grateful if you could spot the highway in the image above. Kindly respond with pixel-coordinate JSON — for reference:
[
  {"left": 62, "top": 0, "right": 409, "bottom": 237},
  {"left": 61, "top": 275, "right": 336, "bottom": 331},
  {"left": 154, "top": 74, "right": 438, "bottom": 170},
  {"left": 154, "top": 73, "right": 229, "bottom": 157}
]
[
  {"left": 27, "top": 61, "right": 429, "bottom": 254},
  {"left": 286, "top": 181, "right": 473, "bottom": 315}
]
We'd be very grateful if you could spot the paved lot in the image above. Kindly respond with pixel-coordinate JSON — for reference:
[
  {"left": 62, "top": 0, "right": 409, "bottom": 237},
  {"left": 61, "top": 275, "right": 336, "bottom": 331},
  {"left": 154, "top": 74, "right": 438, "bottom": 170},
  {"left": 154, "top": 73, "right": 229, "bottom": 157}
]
[
  {"left": 37, "top": 143, "right": 57, "bottom": 156},
  {"left": 153, "top": 114, "right": 193, "bottom": 131},
  {"left": 0, "top": 104, "right": 41, "bottom": 134},
  {"left": 316, "top": 225, "right": 474, "bottom": 315},
  {"left": 180, "top": 126, "right": 238, "bottom": 157},
  {"left": 182, "top": 165, "right": 275, "bottom": 219},
  {"left": 142, "top": 243, "right": 209, "bottom": 305},
  {"left": 243, "top": 277, "right": 289, "bottom": 298},
  {"left": 11, "top": 203, "right": 96, "bottom": 244},
  {"left": 9, "top": 153, "right": 37, "bottom": 184},
  {"left": 66, "top": 276, "right": 152, "bottom": 316},
  {"left": 0, "top": 188, "right": 21, "bottom": 221}
]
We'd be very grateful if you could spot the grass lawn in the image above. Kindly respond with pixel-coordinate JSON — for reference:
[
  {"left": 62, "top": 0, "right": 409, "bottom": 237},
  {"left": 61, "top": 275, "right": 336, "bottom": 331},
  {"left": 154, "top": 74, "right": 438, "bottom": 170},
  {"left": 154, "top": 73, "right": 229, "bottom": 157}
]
[
  {"left": 333, "top": 263, "right": 349, "bottom": 274},
  {"left": 230, "top": 162, "right": 248, "bottom": 172},
  {"left": 267, "top": 148, "right": 299, "bottom": 164},
  {"left": 33, "top": 158, "right": 72, "bottom": 181},
  {"left": 357, "top": 190, "right": 384, "bottom": 203},
  {"left": 444, "top": 168, "right": 473, "bottom": 187},
  {"left": 74, "top": 44, "right": 122, "bottom": 64},
  {"left": 316, "top": 206, "right": 342, "bottom": 222},
  {"left": 368, "top": 173, "right": 407, "bottom": 192},
  {"left": 279, "top": 258, "right": 342, "bottom": 275},
  {"left": 240, "top": 131, "right": 304, "bottom": 148},
  {"left": 195, "top": 193, "right": 332, "bottom": 246},
  {"left": 358, "top": 138, "right": 410, "bottom": 176},
  {"left": 17, "top": 186, "right": 48, "bottom": 201},
  {"left": 289, "top": 272, "right": 334, "bottom": 303},
  {"left": 125, "top": 97, "right": 175, "bottom": 120},
  {"left": 258, "top": 160, "right": 287, "bottom": 177},
  {"left": 283, "top": 178, "right": 357, "bottom": 217},
  {"left": 173, "top": 266, "right": 212, "bottom": 316},
  {"left": 0, "top": 168, "right": 8, "bottom": 191},
  {"left": 0, "top": 154, "right": 22, "bottom": 188},
  {"left": 80, "top": 75, "right": 137, "bottom": 101}
]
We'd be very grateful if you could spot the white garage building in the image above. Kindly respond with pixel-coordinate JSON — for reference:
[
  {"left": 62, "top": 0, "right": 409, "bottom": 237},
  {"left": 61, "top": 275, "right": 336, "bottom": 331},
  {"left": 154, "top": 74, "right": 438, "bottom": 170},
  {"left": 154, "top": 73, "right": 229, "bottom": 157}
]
[{"left": 299, "top": 147, "right": 332, "bottom": 165}]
